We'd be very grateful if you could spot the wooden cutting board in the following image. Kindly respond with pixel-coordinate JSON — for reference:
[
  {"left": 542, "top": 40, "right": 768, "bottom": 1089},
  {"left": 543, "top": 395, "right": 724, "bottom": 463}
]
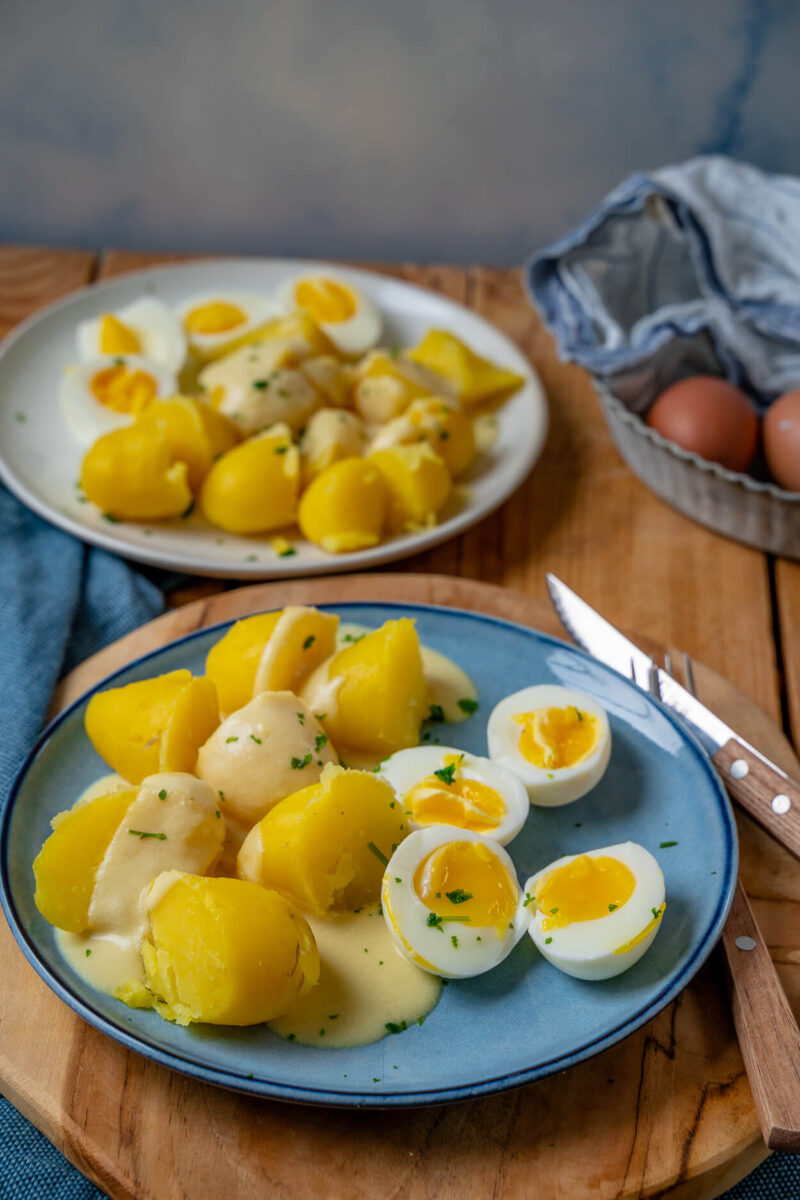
[{"left": 4, "top": 574, "right": 800, "bottom": 1200}]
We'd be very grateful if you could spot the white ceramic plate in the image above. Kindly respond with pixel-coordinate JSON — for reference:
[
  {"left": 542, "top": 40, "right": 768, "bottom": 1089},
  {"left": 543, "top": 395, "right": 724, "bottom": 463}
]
[{"left": 0, "top": 259, "right": 548, "bottom": 579}]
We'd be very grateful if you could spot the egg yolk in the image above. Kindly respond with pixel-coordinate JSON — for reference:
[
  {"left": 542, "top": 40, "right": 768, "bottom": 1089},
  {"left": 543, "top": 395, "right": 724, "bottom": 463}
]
[
  {"left": 406, "top": 755, "right": 506, "bottom": 834},
  {"left": 536, "top": 855, "right": 635, "bottom": 931},
  {"left": 184, "top": 301, "right": 247, "bottom": 335},
  {"left": 89, "top": 364, "right": 158, "bottom": 414},
  {"left": 99, "top": 313, "right": 141, "bottom": 355},
  {"left": 294, "top": 278, "right": 357, "bottom": 324},
  {"left": 515, "top": 705, "right": 598, "bottom": 769},
  {"left": 413, "top": 840, "right": 517, "bottom": 936}
]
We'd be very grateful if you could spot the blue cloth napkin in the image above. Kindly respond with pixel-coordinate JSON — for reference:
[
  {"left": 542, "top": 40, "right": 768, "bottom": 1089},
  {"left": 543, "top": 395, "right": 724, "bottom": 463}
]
[{"left": 526, "top": 155, "right": 800, "bottom": 413}]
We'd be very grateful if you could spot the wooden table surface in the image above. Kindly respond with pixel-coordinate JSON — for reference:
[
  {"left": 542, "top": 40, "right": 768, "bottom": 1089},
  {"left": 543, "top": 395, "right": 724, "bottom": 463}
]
[{"left": 1, "top": 244, "right": 799, "bottom": 1198}]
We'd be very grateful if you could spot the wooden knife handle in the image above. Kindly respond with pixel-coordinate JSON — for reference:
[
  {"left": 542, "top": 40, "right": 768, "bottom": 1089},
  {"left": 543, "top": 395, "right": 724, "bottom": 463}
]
[
  {"left": 721, "top": 880, "right": 800, "bottom": 1151},
  {"left": 714, "top": 739, "right": 800, "bottom": 861}
]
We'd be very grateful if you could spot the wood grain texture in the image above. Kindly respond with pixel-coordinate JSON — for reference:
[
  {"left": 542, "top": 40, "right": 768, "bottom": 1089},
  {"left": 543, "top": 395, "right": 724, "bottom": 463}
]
[
  {"left": 2, "top": 247, "right": 798, "bottom": 1198},
  {"left": 713, "top": 740, "right": 800, "bottom": 861},
  {"left": 7, "top": 574, "right": 800, "bottom": 1200}
]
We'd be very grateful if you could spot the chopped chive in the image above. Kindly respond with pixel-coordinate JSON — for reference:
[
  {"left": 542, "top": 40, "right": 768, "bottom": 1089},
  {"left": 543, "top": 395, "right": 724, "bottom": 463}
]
[
  {"left": 342, "top": 632, "right": 365, "bottom": 643},
  {"left": 574, "top": 707, "right": 583, "bottom": 721},
  {"left": 608, "top": 903, "right": 618, "bottom": 911},
  {"left": 218, "top": 790, "right": 226, "bottom": 802},
  {"left": 128, "top": 829, "right": 166, "bottom": 840},
  {"left": 445, "top": 889, "right": 472, "bottom": 905},
  {"left": 278, "top": 546, "right": 296, "bottom": 558},
  {"left": 315, "top": 732, "right": 329, "bottom": 751},
  {"left": 291, "top": 753, "right": 313, "bottom": 769},
  {"left": 433, "top": 763, "right": 457, "bottom": 786},
  {"left": 158, "top": 788, "right": 167, "bottom": 800},
  {"left": 457, "top": 698, "right": 479, "bottom": 715},
  {"left": 428, "top": 703, "right": 445, "bottom": 723},
  {"left": 274, "top": 444, "right": 288, "bottom": 455},
  {"left": 250, "top": 734, "right": 262, "bottom": 744},
  {"left": 303, "top": 634, "right": 316, "bottom": 650},
  {"left": 450, "top": 935, "right": 459, "bottom": 948},
  {"left": 297, "top": 711, "right": 305, "bottom": 724},
  {"left": 651, "top": 907, "right": 662, "bottom": 920},
  {"left": 102, "top": 513, "right": 121, "bottom": 524},
  {"left": 545, "top": 936, "right": 553, "bottom": 944},
  {"left": 385, "top": 1020, "right": 407, "bottom": 1034},
  {"left": 367, "top": 841, "right": 388, "bottom": 866},
  {"left": 85, "top": 948, "right": 92, "bottom": 957},
  {"left": 659, "top": 840, "right": 678, "bottom": 848},
  {"left": 252, "top": 379, "right": 269, "bottom": 389}
]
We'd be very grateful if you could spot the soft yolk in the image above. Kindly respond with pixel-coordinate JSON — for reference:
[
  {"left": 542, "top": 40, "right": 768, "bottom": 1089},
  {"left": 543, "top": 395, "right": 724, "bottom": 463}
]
[
  {"left": 536, "top": 855, "right": 635, "bottom": 931},
  {"left": 515, "top": 705, "right": 598, "bottom": 769},
  {"left": 294, "top": 278, "right": 357, "bottom": 324},
  {"left": 99, "top": 313, "right": 141, "bottom": 355},
  {"left": 89, "top": 365, "right": 158, "bottom": 414},
  {"left": 413, "top": 840, "right": 517, "bottom": 936},
  {"left": 184, "top": 301, "right": 247, "bottom": 335},
  {"left": 406, "top": 755, "right": 506, "bottom": 834}
]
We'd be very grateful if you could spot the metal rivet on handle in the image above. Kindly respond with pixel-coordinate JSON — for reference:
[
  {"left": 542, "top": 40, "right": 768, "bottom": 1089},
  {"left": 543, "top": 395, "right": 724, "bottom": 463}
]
[
  {"left": 772, "top": 793, "right": 791, "bottom": 815},
  {"left": 730, "top": 759, "right": 749, "bottom": 780},
  {"left": 735, "top": 936, "right": 757, "bottom": 952}
]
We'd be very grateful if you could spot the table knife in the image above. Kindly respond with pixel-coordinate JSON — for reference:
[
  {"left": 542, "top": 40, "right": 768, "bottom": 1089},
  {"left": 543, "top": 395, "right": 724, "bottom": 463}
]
[{"left": 546, "top": 574, "right": 800, "bottom": 863}]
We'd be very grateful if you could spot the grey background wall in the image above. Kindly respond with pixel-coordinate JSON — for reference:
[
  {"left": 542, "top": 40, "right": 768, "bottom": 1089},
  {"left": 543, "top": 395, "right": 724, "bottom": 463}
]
[{"left": 2, "top": 0, "right": 798, "bottom": 264}]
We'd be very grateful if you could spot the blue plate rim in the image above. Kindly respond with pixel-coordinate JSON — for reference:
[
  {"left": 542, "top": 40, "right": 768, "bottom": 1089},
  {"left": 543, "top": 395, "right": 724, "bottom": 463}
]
[{"left": 0, "top": 600, "right": 738, "bottom": 1107}]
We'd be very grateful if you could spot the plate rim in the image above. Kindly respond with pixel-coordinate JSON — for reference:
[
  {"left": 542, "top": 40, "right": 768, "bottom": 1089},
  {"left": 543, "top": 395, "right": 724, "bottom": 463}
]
[
  {"left": 0, "top": 600, "right": 738, "bottom": 1107},
  {"left": 0, "top": 257, "right": 549, "bottom": 579}
]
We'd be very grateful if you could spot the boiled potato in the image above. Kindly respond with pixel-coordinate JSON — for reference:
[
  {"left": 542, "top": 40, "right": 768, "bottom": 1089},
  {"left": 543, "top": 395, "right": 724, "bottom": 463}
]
[
  {"left": 196, "top": 691, "right": 337, "bottom": 827},
  {"left": 370, "top": 396, "right": 475, "bottom": 477},
  {"left": 369, "top": 443, "right": 451, "bottom": 533},
  {"left": 300, "top": 356, "right": 352, "bottom": 408},
  {"left": 238, "top": 764, "right": 407, "bottom": 916},
  {"left": 135, "top": 396, "right": 239, "bottom": 490},
  {"left": 406, "top": 329, "right": 524, "bottom": 405},
  {"left": 300, "top": 618, "right": 428, "bottom": 755},
  {"left": 351, "top": 350, "right": 443, "bottom": 424},
  {"left": 85, "top": 670, "right": 219, "bottom": 785},
  {"left": 199, "top": 423, "right": 300, "bottom": 534},
  {"left": 140, "top": 871, "right": 319, "bottom": 1025},
  {"left": 297, "top": 457, "right": 387, "bottom": 553},
  {"left": 80, "top": 424, "right": 192, "bottom": 521},
  {"left": 299, "top": 408, "right": 366, "bottom": 482},
  {"left": 205, "top": 606, "right": 339, "bottom": 716}
]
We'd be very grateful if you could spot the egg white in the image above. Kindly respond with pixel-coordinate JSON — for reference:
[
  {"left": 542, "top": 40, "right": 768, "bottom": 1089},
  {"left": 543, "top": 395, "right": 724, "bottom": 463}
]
[
  {"left": 277, "top": 274, "right": 381, "bottom": 357},
  {"left": 377, "top": 746, "right": 529, "bottom": 846},
  {"left": 381, "top": 825, "right": 530, "bottom": 978},
  {"left": 76, "top": 297, "right": 186, "bottom": 374},
  {"left": 524, "top": 841, "right": 666, "bottom": 980},
  {"left": 58, "top": 356, "right": 178, "bottom": 445},
  {"left": 176, "top": 291, "right": 279, "bottom": 358},
  {"left": 487, "top": 684, "right": 611, "bottom": 807}
]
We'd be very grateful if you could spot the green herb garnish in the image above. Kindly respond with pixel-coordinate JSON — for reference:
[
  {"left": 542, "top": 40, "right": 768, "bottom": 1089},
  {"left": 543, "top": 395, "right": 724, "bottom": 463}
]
[
  {"left": 367, "top": 841, "right": 388, "bottom": 866},
  {"left": 457, "top": 697, "right": 478, "bottom": 715},
  {"left": 128, "top": 830, "right": 166, "bottom": 840},
  {"left": 428, "top": 703, "right": 445, "bottom": 723},
  {"left": 292, "top": 753, "right": 312, "bottom": 769},
  {"left": 433, "top": 762, "right": 457, "bottom": 786},
  {"left": 315, "top": 732, "right": 328, "bottom": 751},
  {"left": 303, "top": 635, "right": 316, "bottom": 650},
  {"left": 445, "top": 889, "right": 472, "bottom": 904},
  {"left": 659, "top": 840, "right": 678, "bottom": 848},
  {"left": 250, "top": 734, "right": 262, "bottom": 744}
]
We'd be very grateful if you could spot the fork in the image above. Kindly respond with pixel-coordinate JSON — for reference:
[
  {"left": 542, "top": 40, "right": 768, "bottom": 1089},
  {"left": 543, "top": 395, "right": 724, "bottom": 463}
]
[{"left": 646, "top": 652, "right": 800, "bottom": 1152}]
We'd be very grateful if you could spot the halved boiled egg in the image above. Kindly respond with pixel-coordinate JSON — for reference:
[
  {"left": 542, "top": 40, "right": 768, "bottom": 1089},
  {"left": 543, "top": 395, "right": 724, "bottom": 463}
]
[
  {"left": 381, "top": 826, "right": 530, "bottom": 977},
  {"left": 377, "top": 747, "right": 528, "bottom": 845},
  {"left": 59, "top": 356, "right": 177, "bottom": 445},
  {"left": 487, "top": 684, "right": 611, "bottom": 806},
  {"left": 76, "top": 298, "right": 186, "bottom": 374},
  {"left": 524, "top": 842, "right": 666, "bottom": 980},
  {"left": 277, "top": 274, "right": 381, "bottom": 357},
  {"left": 176, "top": 292, "right": 279, "bottom": 360}
]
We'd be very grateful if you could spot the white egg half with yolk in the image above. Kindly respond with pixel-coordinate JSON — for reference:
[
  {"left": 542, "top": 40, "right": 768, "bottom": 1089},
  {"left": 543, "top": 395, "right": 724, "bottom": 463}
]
[
  {"left": 58, "top": 356, "right": 178, "bottom": 445},
  {"left": 377, "top": 746, "right": 529, "bottom": 846},
  {"left": 176, "top": 292, "right": 279, "bottom": 360},
  {"left": 487, "top": 684, "right": 611, "bottom": 806},
  {"left": 381, "top": 825, "right": 530, "bottom": 978},
  {"left": 277, "top": 274, "right": 381, "bottom": 356},
  {"left": 76, "top": 298, "right": 186, "bottom": 374},
  {"left": 525, "top": 842, "right": 666, "bottom": 981}
]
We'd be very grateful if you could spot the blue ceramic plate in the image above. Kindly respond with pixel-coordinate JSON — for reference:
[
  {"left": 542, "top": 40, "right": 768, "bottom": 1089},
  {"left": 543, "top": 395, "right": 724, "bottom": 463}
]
[{"left": 1, "top": 602, "right": 737, "bottom": 1107}]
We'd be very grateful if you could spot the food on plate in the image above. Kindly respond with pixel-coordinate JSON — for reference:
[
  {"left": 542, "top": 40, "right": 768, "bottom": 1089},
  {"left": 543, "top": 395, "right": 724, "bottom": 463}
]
[
  {"left": 80, "top": 423, "right": 193, "bottom": 521},
  {"left": 60, "top": 356, "right": 178, "bottom": 445},
  {"left": 351, "top": 349, "right": 445, "bottom": 424},
  {"left": 300, "top": 618, "right": 428, "bottom": 755},
  {"left": 381, "top": 826, "right": 529, "bottom": 977},
  {"left": 135, "top": 396, "right": 240, "bottom": 490},
  {"left": 487, "top": 684, "right": 611, "bottom": 805},
  {"left": 200, "top": 346, "right": 321, "bottom": 436},
  {"left": 297, "top": 457, "right": 388, "bottom": 552},
  {"left": 369, "top": 443, "right": 451, "bottom": 533},
  {"left": 177, "top": 291, "right": 279, "bottom": 361},
  {"left": 407, "top": 329, "right": 525, "bottom": 405},
  {"left": 76, "top": 298, "right": 186, "bottom": 374},
  {"left": 199, "top": 423, "right": 300, "bottom": 534},
  {"left": 206, "top": 606, "right": 338, "bottom": 715},
  {"left": 85, "top": 670, "right": 219, "bottom": 784},
  {"left": 34, "top": 773, "right": 224, "bottom": 935},
  {"left": 299, "top": 408, "right": 367, "bottom": 481},
  {"left": 138, "top": 871, "right": 319, "bottom": 1025},
  {"left": 646, "top": 376, "right": 758, "bottom": 472},
  {"left": 237, "top": 764, "right": 407, "bottom": 916},
  {"left": 299, "top": 355, "right": 351, "bottom": 407},
  {"left": 763, "top": 389, "right": 800, "bottom": 492},
  {"left": 370, "top": 395, "right": 476, "bottom": 477},
  {"left": 277, "top": 273, "right": 381, "bottom": 357},
  {"left": 196, "top": 691, "right": 337, "bottom": 826},
  {"left": 524, "top": 842, "right": 665, "bottom": 980},
  {"left": 377, "top": 747, "right": 528, "bottom": 845}
]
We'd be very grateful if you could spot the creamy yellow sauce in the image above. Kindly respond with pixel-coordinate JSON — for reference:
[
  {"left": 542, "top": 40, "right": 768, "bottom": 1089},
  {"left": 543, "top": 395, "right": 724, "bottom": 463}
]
[
  {"left": 56, "top": 927, "right": 145, "bottom": 990},
  {"left": 268, "top": 904, "right": 441, "bottom": 1047}
]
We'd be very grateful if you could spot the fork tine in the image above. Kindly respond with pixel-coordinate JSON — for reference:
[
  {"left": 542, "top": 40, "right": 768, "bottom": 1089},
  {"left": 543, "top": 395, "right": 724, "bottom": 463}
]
[
  {"left": 664, "top": 650, "right": 673, "bottom": 679},
  {"left": 647, "top": 657, "right": 661, "bottom": 700},
  {"left": 683, "top": 652, "right": 697, "bottom": 698}
]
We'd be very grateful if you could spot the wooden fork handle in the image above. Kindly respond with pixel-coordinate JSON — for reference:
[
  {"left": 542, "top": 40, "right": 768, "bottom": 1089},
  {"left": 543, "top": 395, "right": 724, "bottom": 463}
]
[
  {"left": 721, "top": 880, "right": 800, "bottom": 1152},
  {"left": 714, "top": 739, "right": 800, "bottom": 861}
]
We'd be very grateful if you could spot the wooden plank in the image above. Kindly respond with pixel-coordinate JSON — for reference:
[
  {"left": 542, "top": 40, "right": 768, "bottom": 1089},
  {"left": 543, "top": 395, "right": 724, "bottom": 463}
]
[
  {"left": 775, "top": 559, "right": 800, "bottom": 750},
  {"left": 0, "top": 245, "right": 96, "bottom": 338},
  {"left": 5, "top": 574, "right": 799, "bottom": 1200}
]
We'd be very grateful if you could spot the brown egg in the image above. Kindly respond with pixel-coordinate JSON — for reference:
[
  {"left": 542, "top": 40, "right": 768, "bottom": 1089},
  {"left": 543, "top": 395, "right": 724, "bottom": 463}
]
[
  {"left": 763, "top": 390, "right": 800, "bottom": 492},
  {"left": 646, "top": 376, "right": 758, "bottom": 472}
]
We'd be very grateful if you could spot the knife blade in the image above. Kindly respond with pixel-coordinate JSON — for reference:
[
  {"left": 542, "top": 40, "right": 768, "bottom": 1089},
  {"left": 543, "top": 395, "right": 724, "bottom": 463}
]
[{"left": 546, "top": 573, "right": 800, "bottom": 862}]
